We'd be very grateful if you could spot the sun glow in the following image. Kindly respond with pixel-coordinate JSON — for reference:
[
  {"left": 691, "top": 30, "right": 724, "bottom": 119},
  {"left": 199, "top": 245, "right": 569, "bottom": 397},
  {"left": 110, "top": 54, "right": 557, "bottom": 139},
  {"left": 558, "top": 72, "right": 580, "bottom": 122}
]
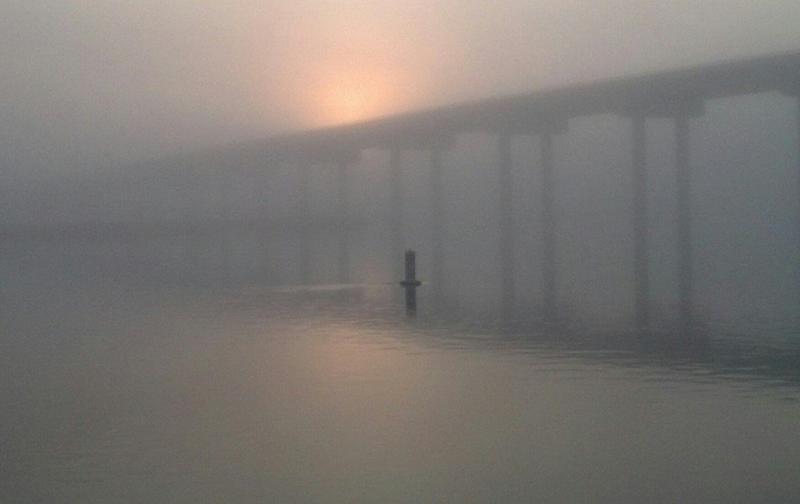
[
  {"left": 310, "top": 67, "right": 406, "bottom": 126},
  {"left": 245, "top": 6, "right": 444, "bottom": 130}
]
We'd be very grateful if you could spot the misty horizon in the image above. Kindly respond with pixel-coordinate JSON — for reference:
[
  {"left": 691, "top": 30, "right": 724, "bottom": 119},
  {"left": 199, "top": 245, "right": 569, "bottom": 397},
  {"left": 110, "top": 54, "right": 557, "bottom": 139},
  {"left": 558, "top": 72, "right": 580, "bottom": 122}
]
[
  {"left": 4, "top": 1, "right": 800, "bottom": 169},
  {"left": 3, "top": 3, "right": 800, "bottom": 502}
]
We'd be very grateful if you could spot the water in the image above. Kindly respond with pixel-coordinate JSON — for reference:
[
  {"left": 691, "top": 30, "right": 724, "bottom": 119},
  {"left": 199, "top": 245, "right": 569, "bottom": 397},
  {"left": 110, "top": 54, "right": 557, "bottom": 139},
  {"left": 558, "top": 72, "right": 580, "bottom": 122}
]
[{"left": 2, "top": 241, "right": 800, "bottom": 503}]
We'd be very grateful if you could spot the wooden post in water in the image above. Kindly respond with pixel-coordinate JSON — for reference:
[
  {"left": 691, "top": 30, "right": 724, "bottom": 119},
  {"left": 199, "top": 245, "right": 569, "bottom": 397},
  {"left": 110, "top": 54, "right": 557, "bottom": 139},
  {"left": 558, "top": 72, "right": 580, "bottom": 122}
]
[{"left": 400, "top": 250, "right": 422, "bottom": 315}]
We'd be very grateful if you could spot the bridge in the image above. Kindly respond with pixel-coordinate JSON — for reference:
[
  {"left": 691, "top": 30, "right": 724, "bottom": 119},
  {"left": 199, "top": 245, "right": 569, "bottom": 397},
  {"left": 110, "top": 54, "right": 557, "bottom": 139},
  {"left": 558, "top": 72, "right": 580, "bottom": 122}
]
[
  {"left": 241, "top": 50, "right": 800, "bottom": 330},
  {"left": 12, "top": 50, "right": 800, "bottom": 331}
]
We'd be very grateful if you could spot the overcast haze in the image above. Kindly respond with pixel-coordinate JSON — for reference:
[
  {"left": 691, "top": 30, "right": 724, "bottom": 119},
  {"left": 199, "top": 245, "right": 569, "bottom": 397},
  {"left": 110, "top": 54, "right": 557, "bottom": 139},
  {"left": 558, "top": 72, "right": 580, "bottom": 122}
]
[
  {"left": 3, "top": 0, "right": 800, "bottom": 168},
  {"left": 4, "top": 4, "right": 800, "bottom": 501}
]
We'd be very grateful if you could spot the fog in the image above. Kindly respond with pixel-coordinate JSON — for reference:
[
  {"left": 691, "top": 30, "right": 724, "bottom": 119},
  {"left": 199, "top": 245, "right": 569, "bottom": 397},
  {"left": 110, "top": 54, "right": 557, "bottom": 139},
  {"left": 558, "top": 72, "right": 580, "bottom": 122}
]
[
  {"left": 2, "top": 1, "right": 800, "bottom": 327},
  {"left": 7, "top": 4, "right": 800, "bottom": 502},
  {"left": 4, "top": 1, "right": 800, "bottom": 166}
]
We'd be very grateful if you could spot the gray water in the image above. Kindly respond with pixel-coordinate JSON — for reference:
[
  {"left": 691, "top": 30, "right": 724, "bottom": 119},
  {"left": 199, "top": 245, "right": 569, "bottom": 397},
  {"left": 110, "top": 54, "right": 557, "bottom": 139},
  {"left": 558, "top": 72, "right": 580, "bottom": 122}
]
[{"left": 2, "top": 241, "right": 800, "bottom": 503}]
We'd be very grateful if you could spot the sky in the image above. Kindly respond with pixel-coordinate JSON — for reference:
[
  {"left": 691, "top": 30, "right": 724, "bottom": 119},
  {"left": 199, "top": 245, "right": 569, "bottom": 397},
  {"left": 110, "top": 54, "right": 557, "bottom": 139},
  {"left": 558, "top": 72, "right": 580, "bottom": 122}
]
[{"left": 2, "top": 0, "right": 800, "bottom": 167}]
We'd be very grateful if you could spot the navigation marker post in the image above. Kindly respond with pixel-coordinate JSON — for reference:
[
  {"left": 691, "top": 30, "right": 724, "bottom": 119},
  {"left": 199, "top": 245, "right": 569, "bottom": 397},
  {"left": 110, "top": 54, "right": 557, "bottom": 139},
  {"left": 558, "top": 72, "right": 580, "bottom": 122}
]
[{"left": 400, "top": 250, "right": 422, "bottom": 315}]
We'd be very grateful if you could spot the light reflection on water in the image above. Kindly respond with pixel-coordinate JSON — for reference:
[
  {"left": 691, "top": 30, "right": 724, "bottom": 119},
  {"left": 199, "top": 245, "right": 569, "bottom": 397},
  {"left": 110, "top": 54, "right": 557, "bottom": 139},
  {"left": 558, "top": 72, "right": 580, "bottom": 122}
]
[{"left": 2, "top": 276, "right": 800, "bottom": 503}]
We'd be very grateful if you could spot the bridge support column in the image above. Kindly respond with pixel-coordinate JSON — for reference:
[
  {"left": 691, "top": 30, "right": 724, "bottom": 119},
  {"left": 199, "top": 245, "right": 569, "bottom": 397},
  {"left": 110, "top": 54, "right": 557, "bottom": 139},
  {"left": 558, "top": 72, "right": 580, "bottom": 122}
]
[
  {"left": 541, "top": 132, "right": 557, "bottom": 321},
  {"left": 389, "top": 148, "right": 404, "bottom": 279},
  {"left": 795, "top": 95, "right": 800, "bottom": 298},
  {"left": 337, "top": 160, "right": 351, "bottom": 284},
  {"left": 781, "top": 87, "right": 800, "bottom": 308},
  {"left": 498, "top": 133, "right": 515, "bottom": 317},
  {"left": 430, "top": 147, "right": 445, "bottom": 302},
  {"left": 298, "top": 162, "right": 311, "bottom": 284},
  {"left": 632, "top": 115, "right": 650, "bottom": 330},
  {"left": 675, "top": 112, "right": 693, "bottom": 332},
  {"left": 256, "top": 167, "right": 276, "bottom": 283},
  {"left": 182, "top": 173, "right": 199, "bottom": 276},
  {"left": 218, "top": 171, "right": 233, "bottom": 283}
]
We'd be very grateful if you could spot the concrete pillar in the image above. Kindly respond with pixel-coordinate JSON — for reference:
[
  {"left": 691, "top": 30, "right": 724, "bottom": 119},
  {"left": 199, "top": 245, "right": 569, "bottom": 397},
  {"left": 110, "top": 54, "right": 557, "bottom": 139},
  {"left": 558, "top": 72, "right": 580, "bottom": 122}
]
[
  {"left": 794, "top": 93, "right": 800, "bottom": 309},
  {"left": 675, "top": 113, "right": 693, "bottom": 331},
  {"left": 498, "top": 133, "right": 515, "bottom": 316},
  {"left": 632, "top": 115, "right": 650, "bottom": 329},
  {"left": 256, "top": 167, "right": 276, "bottom": 283},
  {"left": 181, "top": 170, "right": 198, "bottom": 275},
  {"left": 298, "top": 162, "right": 311, "bottom": 284},
  {"left": 541, "top": 132, "right": 557, "bottom": 321},
  {"left": 430, "top": 148, "right": 445, "bottom": 302},
  {"left": 336, "top": 160, "right": 351, "bottom": 284},
  {"left": 389, "top": 148, "right": 403, "bottom": 279},
  {"left": 218, "top": 170, "right": 233, "bottom": 283},
  {"left": 796, "top": 95, "right": 800, "bottom": 273}
]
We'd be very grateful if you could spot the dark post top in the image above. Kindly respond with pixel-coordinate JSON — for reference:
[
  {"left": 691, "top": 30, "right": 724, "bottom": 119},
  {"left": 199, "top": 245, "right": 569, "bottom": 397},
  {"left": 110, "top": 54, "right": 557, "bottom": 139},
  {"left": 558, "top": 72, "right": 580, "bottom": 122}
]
[{"left": 401, "top": 250, "right": 422, "bottom": 287}]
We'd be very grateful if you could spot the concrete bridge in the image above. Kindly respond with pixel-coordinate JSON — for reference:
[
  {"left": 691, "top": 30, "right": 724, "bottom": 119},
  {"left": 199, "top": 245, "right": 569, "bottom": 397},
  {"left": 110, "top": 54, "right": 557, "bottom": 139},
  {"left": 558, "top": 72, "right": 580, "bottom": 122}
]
[
  {"left": 242, "top": 50, "right": 800, "bottom": 331},
  {"left": 13, "top": 50, "right": 800, "bottom": 330}
]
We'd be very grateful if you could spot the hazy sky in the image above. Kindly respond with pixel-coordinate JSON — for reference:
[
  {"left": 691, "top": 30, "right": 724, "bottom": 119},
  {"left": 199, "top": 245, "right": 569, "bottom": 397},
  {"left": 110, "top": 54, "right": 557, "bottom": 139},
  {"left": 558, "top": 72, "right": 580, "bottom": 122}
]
[{"left": 3, "top": 0, "right": 800, "bottom": 166}]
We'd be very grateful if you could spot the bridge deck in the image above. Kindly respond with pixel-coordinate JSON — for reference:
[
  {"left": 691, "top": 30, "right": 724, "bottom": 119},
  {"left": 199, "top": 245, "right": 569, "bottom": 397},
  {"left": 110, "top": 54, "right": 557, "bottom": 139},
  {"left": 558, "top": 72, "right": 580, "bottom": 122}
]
[{"left": 253, "top": 50, "right": 800, "bottom": 161}]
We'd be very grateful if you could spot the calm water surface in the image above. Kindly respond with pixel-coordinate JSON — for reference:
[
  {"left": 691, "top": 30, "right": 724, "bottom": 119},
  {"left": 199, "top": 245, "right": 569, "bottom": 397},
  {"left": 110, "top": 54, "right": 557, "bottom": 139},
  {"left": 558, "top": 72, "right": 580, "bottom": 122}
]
[{"left": 2, "top": 248, "right": 800, "bottom": 503}]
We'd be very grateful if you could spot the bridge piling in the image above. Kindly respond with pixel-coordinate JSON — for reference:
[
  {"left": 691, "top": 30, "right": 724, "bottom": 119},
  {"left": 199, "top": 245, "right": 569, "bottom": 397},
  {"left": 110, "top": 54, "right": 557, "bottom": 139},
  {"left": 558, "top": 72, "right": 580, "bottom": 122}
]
[
  {"left": 337, "top": 160, "right": 351, "bottom": 284},
  {"left": 675, "top": 112, "right": 693, "bottom": 332},
  {"left": 181, "top": 171, "right": 199, "bottom": 275},
  {"left": 218, "top": 170, "right": 233, "bottom": 283},
  {"left": 298, "top": 162, "right": 312, "bottom": 284},
  {"left": 498, "top": 133, "right": 515, "bottom": 317},
  {"left": 541, "top": 132, "right": 557, "bottom": 322},
  {"left": 430, "top": 147, "right": 445, "bottom": 302},
  {"left": 256, "top": 167, "right": 276, "bottom": 283},
  {"left": 632, "top": 115, "right": 650, "bottom": 330},
  {"left": 389, "top": 148, "right": 404, "bottom": 279},
  {"left": 796, "top": 94, "right": 800, "bottom": 285}
]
